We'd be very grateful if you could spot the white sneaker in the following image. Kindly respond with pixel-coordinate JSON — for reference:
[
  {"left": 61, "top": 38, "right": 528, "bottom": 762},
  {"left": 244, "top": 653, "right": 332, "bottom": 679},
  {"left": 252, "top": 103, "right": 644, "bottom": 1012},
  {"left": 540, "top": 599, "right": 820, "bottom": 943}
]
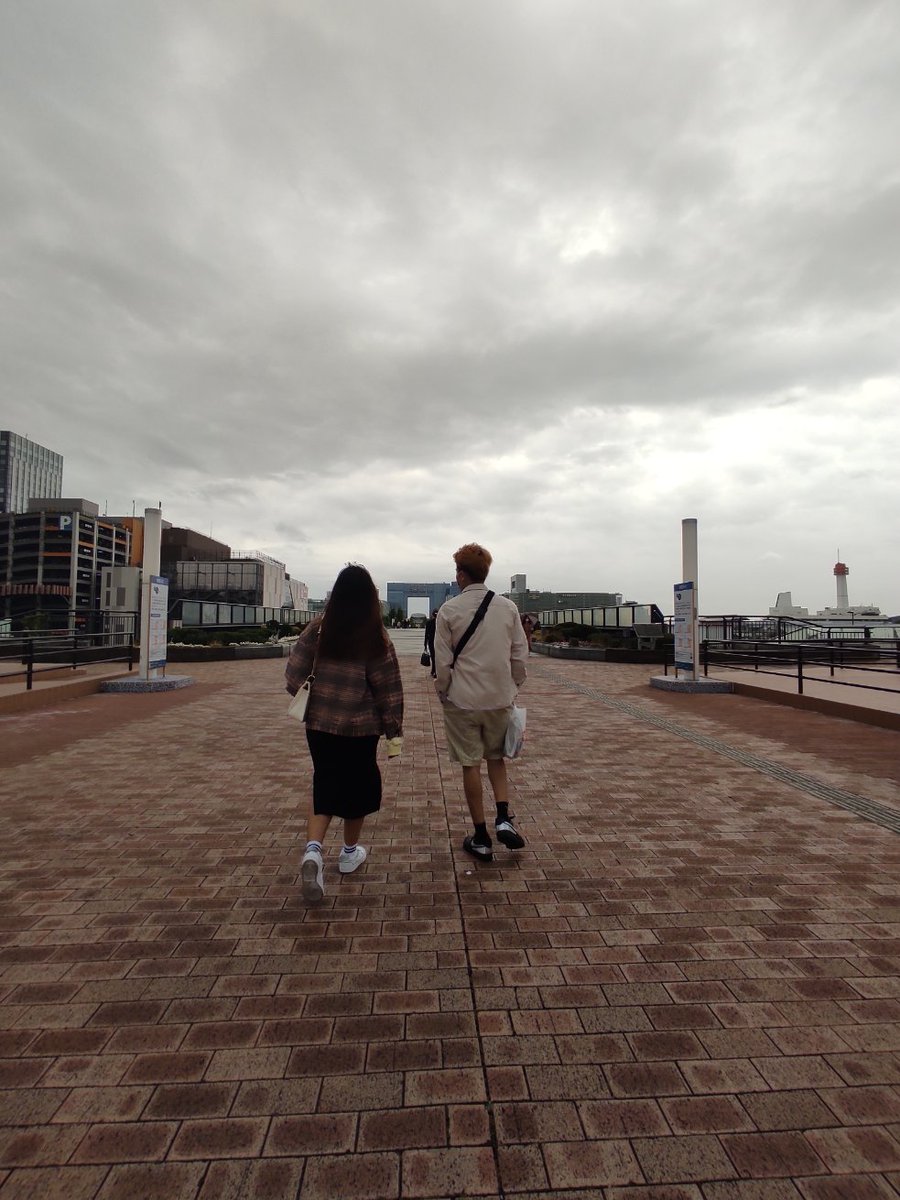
[
  {"left": 300, "top": 849, "right": 324, "bottom": 902},
  {"left": 338, "top": 845, "right": 368, "bottom": 874}
]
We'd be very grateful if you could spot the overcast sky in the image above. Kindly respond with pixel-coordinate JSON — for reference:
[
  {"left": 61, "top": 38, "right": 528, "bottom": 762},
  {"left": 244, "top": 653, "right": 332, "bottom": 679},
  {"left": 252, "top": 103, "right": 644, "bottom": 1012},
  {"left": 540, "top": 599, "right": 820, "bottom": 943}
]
[{"left": 3, "top": 1, "right": 898, "bottom": 613}]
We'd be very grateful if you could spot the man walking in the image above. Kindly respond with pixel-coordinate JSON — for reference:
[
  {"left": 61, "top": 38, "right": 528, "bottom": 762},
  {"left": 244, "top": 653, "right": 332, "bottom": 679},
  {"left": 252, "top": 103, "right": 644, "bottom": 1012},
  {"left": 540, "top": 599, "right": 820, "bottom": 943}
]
[{"left": 435, "top": 543, "right": 528, "bottom": 861}]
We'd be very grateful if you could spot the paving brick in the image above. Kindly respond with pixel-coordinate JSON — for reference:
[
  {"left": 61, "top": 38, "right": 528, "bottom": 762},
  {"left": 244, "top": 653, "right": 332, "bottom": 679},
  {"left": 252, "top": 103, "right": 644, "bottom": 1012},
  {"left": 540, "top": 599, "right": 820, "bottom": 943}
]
[
  {"left": 448, "top": 1104, "right": 491, "bottom": 1146},
  {"left": 357, "top": 1107, "right": 445, "bottom": 1152},
  {"left": 104, "top": 1023, "right": 188, "bottom": 1053},
  {"left": 0, "top": 1089, "right": 69, "bottom": 1127},
  {"left": 123, "top": 1051, "right": 210, "bottom": 1084},
  {"left": 230, "top": 1077, "right": 319, "bottom": 1116},
  {"left": 367, "top": 1040, "right": 442, "bottom": 1073},
  {"left": 819, "top": 1084, "right": 900, "bottom": 1126},
  {"left": 721, "top": 1131, "right": 828, "bottom": 1178},
  {"left": 27, "top": 1029, "right": 109, "bottom": 1056},
  {"left": 51, "top": 1085, "right": 152, "bottom": 1124},
  {"left": 0, "top": 1166, "right": 109, "bottom": 1200},
  {"left": 204, "top": 1047, "right": 288, "bottom": 1081},
  {"left": 605, "top": 1186, "right": 704, "bottom": 1200},
  {"left": 738, "top": 1089, "right": 840, "bottom": 1132},
  {"left": 629, "top": 1030, "right": 708, "bottom": 1060},
  {"left": 0, "top": 1125, "right": 91, "bottom": 1168},
  {"left": 196, "top": 1158, "right": 303, "bottom": 1200},
  {"left": 319, "top": 1071, "right": 403, "bottom": 1112},
  {"left": 400, "top": 1057, "right": 488, "bottom": 1104},
  {"left": 606, "top": 1062, "right": 688, "bottom": 1098},
  {"left": 662, "top": 1094, "right": 755, "bottom": 1134},
  {"left": 70, "top": 1120, "right": 177, "bottom": 1163},
  {"left": 168, "top": 1116, "right": 268, "bottom": 1160},
  {"left": 402, "top": 1146, "right": 497, "bottom": 1197},
  {"left": 286, "top": 1043, "right": 364, "bottom": 1076},
  {"left": 579, "top": 1097, "right": 669, "bottom": 1138},
  {"left": 497, "top": 1141, "right": 549, "bottom": 1192},
  {"left": 803, "top": 1125, "right": 900, "bottom": 1173},
  {"left": 702, "top": 1180, "right": 804, "bottom": 1198},
  {"left": 40, "top": 1055, "right": 133, "bottom": 1088},
  {"left": 96, "top": 1162, "right": 207, "bottom": 1199},
  {"left": 300, "top": 1150, "right": 399, "bottom": 1199},
  {"left": 543, "top": 1138, "right": 643, "bottom": 1188},
  {"left": 680, "top": 1058, "right": 769, "bottom": 1095},
  {"left": 485, "top": 1065, "right": 528, "bottom": 1100},
  {"left": 795, "top": 1174, "right": 898, "bottom": 1199},
  {"left": 142, "top": 1081, "right": 237, "bottom": 1119}
]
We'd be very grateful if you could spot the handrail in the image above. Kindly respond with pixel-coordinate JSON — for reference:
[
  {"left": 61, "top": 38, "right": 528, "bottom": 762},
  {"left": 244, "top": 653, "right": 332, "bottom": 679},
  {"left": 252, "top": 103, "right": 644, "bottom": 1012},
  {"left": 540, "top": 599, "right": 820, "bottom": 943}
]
[
  {"left": 0, "top": 629, "right": 137, "bottom": 691},
  {"left": 698, "top": 640, "right": 900, "bottom": 699}
]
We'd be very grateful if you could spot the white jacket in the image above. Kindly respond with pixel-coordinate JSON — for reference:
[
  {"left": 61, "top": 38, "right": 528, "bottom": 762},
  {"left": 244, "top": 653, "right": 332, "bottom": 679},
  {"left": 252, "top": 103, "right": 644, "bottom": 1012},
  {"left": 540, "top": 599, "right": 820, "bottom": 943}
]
[{"left": 435, "top": 584, "right": 528, "bottom": 710}]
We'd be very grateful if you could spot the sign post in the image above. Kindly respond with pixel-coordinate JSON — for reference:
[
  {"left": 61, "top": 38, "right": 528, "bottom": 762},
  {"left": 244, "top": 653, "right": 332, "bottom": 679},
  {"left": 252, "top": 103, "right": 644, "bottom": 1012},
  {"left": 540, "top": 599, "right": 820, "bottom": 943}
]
[
  {"left": 673, "top": 582, "right": 697, "bottom": 676},
  {"left": 677, "top": 517, "right": 700, "bottom": 680},
  {"left": 138, "top": 508, "right": 165, "bottom": 681}
]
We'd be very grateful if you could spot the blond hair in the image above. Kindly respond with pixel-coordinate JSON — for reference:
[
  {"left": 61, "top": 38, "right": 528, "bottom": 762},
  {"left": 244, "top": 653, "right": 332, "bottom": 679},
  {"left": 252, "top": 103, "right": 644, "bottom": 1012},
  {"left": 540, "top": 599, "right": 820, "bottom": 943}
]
[{"left": 453, "top": 543, "right": 492, "bottom": 583}]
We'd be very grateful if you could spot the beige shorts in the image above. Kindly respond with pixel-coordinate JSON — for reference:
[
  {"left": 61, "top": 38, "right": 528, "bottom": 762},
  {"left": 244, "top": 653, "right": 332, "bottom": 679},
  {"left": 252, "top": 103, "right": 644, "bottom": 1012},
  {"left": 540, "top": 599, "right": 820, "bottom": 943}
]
[{"left": 442, "top": 702, "right": 512, "bottom": 766}]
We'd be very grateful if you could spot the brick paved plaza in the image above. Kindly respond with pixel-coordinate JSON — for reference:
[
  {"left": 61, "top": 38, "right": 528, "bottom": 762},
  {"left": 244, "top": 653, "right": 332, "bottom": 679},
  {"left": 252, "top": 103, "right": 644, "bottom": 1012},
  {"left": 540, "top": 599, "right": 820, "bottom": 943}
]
[{"left": 1, "top": 653, "right": 899, "bottom": 1198}]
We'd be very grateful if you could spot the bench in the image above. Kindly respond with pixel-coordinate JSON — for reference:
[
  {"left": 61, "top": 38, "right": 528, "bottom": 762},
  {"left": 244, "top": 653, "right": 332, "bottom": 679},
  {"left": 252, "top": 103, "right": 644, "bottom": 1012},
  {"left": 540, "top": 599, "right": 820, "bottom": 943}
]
[{"left": 633, "top": 623, "right": 666, "bottom": 650}]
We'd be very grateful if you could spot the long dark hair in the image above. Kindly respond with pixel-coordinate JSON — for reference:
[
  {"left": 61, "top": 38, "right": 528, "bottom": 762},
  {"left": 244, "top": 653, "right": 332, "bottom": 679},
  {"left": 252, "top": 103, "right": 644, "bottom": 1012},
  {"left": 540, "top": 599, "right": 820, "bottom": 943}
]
[{"left": 316, "top": 564, "right": 388, "bottom": 662}]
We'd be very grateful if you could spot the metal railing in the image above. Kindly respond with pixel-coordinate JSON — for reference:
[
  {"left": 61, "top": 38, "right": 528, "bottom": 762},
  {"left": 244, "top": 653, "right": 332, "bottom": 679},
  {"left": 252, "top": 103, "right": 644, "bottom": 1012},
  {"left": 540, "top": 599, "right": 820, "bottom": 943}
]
[
  {"left": 696, "top": 640, "right": 900, "bottom": 699},
  {"left": 0, "top": 616, "right": 138, "bottom": 691},
  {"left": 698, "top": 615, "right": 899, "bottom": 643}
]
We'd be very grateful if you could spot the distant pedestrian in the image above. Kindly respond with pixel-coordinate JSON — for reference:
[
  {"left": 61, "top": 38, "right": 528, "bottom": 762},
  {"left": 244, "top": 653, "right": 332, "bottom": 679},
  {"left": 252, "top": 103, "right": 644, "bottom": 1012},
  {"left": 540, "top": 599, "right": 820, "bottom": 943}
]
[
  {"left": 435, "top": 543, "right": 528, "bottom": 862},
  {"left": 521, "top": 612, "right": 534, "bottom": 653},
  {"left": 286, "top": 565, "right": 404, "bottom": 902},
  {"left": 424, "top": 610, "right": 438, "bottom": 677}
]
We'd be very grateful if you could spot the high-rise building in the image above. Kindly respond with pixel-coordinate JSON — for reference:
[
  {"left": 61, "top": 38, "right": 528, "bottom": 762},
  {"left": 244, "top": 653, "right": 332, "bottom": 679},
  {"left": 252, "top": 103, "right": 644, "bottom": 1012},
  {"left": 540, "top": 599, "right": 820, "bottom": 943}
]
[
  {"left": 0, "top": 432, "right": 64, "bottom": 513},
  {"left": 0, "top": 498, "right": 131, "bottom": 627}
]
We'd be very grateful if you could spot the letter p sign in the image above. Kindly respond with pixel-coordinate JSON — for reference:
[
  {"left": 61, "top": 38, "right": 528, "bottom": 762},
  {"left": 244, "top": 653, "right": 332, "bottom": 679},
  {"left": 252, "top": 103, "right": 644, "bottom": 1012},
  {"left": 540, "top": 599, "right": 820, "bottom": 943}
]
[{"left": 58, "top": 515, "right": 73, "bottom": 532}]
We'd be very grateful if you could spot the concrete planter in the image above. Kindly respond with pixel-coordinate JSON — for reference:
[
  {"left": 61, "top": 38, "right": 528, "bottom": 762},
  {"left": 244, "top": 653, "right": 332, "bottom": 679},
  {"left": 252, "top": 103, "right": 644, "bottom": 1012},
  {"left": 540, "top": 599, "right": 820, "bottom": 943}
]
[
  {"left": 166, "top": 645, "right": 236, "bottom": 662},
  {"left": 165, "top": 643, "right": 293, "bottom": 662},
  {"left": 532, "top": 643, "right": 669, "bottom": 664},
  {"left": 234, "top": 645, "right": 289, "bottom": 659}
]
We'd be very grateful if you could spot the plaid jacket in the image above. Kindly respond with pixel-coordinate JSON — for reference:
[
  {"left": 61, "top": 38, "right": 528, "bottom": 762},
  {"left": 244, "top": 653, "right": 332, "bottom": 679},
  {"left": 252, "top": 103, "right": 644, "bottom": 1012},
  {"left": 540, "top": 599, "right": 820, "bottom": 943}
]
[{"left": 285, "top": 621, "right": 403, "bottom": 738}]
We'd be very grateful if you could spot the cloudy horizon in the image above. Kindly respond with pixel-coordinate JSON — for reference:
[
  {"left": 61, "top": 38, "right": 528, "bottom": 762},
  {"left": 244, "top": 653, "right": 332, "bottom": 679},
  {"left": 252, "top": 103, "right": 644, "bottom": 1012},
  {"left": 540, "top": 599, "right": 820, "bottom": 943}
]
[{"left": 3, "top": 0, "right": 898, "bottom": 614}]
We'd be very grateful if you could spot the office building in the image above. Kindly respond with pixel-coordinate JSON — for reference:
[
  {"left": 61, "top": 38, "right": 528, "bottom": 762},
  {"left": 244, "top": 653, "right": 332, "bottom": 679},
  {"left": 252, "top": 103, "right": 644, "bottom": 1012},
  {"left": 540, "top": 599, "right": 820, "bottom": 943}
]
[
  {"left": 506, "top": 573, "right": 621, "bottom": 614},
  {"left": 386, "top": 581, "right": 459, "bottom": 617},
  {"left": 0, "top": 498, "right": 131, "bottom": 627},
  {"left": 0, "top": 432, "right": 63, "bottom": 514}
]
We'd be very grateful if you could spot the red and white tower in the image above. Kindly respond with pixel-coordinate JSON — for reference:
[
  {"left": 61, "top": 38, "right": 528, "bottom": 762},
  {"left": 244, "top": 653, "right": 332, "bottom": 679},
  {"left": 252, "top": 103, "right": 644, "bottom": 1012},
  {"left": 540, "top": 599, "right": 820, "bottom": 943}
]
[{"left": 833, "top": 558, "right": 850, "bottom": 611}]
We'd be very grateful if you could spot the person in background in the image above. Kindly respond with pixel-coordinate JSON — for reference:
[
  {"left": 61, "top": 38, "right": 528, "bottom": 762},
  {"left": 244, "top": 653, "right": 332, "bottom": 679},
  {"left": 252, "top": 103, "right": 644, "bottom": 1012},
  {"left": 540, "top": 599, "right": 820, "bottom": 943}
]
[
  {"left": 521, "top": 612, "right": 534, "bottom": 653},
  {"left": 435, "top": 543, "right": 528, "bottom": 862},
  {"left": 424, "top": 610, "right": 438, "bottom": 677},
  {"left": 285, "top": 564, "right": 404, "bottom": 902}
]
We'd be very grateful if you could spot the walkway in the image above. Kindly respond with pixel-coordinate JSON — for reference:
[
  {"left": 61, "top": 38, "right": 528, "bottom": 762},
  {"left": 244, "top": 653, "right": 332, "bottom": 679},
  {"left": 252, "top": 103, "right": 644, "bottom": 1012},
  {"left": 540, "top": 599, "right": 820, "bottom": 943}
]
[{"left": 1, "top": 651, "right": 899, "bottom": 1198}]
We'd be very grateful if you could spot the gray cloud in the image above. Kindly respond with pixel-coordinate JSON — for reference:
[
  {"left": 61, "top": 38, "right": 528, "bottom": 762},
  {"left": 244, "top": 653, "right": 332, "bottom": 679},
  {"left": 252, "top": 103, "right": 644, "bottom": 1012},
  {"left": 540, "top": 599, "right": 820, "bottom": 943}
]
[{"left": 2, "top": 0, "right": 898, "bottom": 610}]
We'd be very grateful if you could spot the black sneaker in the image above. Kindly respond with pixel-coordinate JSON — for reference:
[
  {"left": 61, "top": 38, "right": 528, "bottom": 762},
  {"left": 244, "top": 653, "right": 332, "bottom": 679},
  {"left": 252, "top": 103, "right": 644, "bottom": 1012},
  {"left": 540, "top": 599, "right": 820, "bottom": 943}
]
[
  {"left": 495, "top": 819, "right": 525, "bottom": 850},
  {"left": 463, "top": 835, "right": 493, "bottom": 862}
]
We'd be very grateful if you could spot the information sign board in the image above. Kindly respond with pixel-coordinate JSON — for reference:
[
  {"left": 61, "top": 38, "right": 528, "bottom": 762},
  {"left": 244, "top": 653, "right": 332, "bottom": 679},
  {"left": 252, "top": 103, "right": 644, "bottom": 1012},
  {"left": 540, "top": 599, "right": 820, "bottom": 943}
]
[
  {"left": 673, "top": 581, "right": 696, "bottom": 672},
  {"left": 148, "top": 576, "right": 168, "bottom": 669}
]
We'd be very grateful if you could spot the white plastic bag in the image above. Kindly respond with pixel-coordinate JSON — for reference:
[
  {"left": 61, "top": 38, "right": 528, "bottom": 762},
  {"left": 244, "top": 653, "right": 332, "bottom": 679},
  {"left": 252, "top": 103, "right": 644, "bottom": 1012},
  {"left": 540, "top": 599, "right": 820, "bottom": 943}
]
[
  {"left": 287, "top": 677, "right": 313, "bottom": 722},
  {"left": 504, "top": 704, "right": 526, "bottom": 758}
]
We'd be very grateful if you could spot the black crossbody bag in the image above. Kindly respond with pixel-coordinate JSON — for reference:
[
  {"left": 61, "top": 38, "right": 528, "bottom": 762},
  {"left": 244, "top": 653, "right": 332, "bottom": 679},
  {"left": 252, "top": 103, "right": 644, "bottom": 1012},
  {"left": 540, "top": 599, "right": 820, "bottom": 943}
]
[{"left": 449, "top": 590, "right": 495, "bottom": 673}]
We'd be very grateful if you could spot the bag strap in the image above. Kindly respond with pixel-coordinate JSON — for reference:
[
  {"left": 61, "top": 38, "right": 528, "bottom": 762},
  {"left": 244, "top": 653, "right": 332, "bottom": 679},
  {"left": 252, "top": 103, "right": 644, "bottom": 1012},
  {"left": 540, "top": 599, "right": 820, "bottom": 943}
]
[
  {"left": 451, "top": 591, "right": 494, "bottom": 668},
  {"left": 306, "top": 624, "right": 321, "bottom": 682}
]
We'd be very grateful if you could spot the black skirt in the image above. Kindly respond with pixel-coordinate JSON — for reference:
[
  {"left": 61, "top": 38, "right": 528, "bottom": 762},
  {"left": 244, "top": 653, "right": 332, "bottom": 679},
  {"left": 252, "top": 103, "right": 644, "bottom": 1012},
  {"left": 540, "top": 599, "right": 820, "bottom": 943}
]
[{"left": 305, "top": 730, "right": 382, "bottom": 819}]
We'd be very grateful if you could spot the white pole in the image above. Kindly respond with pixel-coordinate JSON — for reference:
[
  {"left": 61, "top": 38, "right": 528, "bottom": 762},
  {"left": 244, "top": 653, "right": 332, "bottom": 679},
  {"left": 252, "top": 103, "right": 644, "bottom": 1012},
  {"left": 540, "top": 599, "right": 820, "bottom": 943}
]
[
  {"left": 682, "top": 517, "right": 699, "bottom": 681},
  {"left": 138, "top": 508, "right": 162, "bottom": 680}
]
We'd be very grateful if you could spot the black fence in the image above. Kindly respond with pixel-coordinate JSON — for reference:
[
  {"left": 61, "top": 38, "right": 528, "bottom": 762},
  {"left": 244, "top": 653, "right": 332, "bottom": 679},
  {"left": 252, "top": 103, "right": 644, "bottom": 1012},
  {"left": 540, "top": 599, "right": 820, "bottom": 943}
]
[
  {"left": 664, "top": 640, "right": 900, "bottom": 700},
  {"left": 0, "top": 613, "right": 138, "bottom": 691}
]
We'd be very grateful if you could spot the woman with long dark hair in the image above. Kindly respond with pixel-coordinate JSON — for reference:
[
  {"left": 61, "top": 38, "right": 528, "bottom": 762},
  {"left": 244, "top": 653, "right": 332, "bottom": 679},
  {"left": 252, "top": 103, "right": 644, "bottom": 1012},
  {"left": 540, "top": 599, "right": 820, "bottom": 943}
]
[{"left": 285, "top": 565, "right": 403, "bottom": 902}]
